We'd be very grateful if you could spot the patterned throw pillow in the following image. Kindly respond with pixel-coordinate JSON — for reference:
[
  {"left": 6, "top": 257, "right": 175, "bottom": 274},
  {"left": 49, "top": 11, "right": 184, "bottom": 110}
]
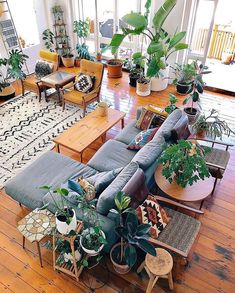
[
  {"left": 127, "top": 128, "right": 159, "bottom": 150},
  {"left": 136, "top": 195, "right": 170, "bottom": 239},
  {"left": 75, "top": 73, "right": 95, "bottom": 93},
  {"left": 35, "top": 60, "right": 53, "bottom": 79},
  {"left": 136, "top": 105, "right": 168, "bottom": 130}
]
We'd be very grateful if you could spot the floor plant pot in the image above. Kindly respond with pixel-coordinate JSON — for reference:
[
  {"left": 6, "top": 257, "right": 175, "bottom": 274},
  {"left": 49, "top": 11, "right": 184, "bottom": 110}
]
[
  {"left": 184, "top": 107, "right": 199, "bottom": 124},
  {"left": 80, "top": 230, "right": 105, "bottom": 256},
  {"left": 151, "top": 66, "right": 169, "bottom": 92},
  {"left": 0, "top": 84, "right": 15, "bottom": 99},
  {"left": 62, "top": 55, "right": 75, "bottom": 68},
  {"left": 176, "top": 82, "right": 192, "bottom": 95},
  {"left": 107, "top": 59, "right": 123, "bottom": 78},
  {"left": 136, "top": 78, "right": 151, "bottom": 96},
  {"left": 56, "top": 209, "right": 77, "bottom": 235},
  {"left": 129, "top": 74, "right": 140, "bottom": 87},
  {"left": 110, "top": 243, "right": 131, "bottom": 275}
]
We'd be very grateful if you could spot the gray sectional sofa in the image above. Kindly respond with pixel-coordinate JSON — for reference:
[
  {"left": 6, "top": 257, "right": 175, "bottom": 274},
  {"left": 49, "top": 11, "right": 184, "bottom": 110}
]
[{"left": 5, "top": 108, "right": 189, "bottom": 251}]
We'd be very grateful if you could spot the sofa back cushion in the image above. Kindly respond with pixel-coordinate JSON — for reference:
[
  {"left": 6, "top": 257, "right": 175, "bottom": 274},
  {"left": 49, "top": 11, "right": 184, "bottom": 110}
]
[{"left": 96, "top": 162, "right": 139, "bottom": 215}]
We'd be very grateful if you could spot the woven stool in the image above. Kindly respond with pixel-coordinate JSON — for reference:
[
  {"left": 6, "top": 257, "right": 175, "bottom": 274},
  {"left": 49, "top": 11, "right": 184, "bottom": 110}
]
[{"left": 137, "top": 248, "right": 174, "bottom": 292}]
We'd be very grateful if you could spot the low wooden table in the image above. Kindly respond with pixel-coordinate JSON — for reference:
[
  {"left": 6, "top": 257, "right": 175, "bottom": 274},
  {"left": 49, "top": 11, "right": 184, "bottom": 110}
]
[
  {"left": 154, "top": 165, "right": 215, "bottom": 210},
  {"left": 40, "top": 71, "right": 76, "bottom": 103},
  {"left": 53, "top": 107, "right": 126, "bottom": 161}
]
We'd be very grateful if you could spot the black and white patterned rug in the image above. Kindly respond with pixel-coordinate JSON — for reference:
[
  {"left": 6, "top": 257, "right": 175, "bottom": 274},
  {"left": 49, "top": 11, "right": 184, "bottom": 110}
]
[{"left": 0, "top": 92, "right": 92, "bottom": 188}]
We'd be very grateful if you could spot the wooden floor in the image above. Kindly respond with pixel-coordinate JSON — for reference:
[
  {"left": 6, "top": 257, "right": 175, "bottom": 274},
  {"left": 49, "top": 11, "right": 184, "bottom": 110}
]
[{"left": 0, "top": 70, "right": 235, "bottom": 293}]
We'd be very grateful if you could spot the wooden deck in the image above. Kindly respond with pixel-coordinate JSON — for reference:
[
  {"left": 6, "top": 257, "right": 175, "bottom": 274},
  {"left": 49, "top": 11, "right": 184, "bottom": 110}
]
[{"left": 0, "top": 70, "right": 235, "bottom": 292}]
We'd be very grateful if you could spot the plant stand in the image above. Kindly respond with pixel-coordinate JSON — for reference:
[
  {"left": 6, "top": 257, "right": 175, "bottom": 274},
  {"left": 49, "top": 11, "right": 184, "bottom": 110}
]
[{"left": 53, "top": 220, "right": 88, "bottom": 281}]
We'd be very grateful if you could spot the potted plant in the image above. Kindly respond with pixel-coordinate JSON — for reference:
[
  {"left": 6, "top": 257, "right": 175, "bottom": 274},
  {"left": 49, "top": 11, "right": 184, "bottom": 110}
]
[
  {"left": 61, "top": 48, "right": 75, "bottom": 68},
  {"left": 40, "top": 186, "right": 77, "bottom": 235},
  {"left": 172, "top": 62, "right": 197, "bottom": 94},
  {"left": 105, "top": 0, "right": 188, "bottom": 90},
  {"left": 164, "top": 93, "right": 178, "bottom": 114},
  {"left": 42, "top": 29, "right": 55, "bottom": 52},
  {"left": 73, "top": 19, "right": 90, "bottom": 44},
  {"left": 107, "top": 58, "right": 123, "bottom": 78},
  {"left": 110, "top": 192, "right": 156, "bottom": 274},
  {"left": 75, "top": 43, "right": 92, "bottom": 67},
  {"left": 96, "top": 52, "right": 102, "bottom": 61},
  {"left": 0, "top": 49, "right": 28, "bottom": 99},
  {"left": 136, "top": 75, "right": 151, "bottom": 96},
  {"left": 158, "top": 140, "right": 210, "bottom": 188},
  {"left": 129, "top": 52, "right": 145, "bottom": 87},
  {"left": 183, "top": 62, "right": 211, "bottom": 123},
  {"left": 192, "top": 109, "right": 235, "bottom": 139}
]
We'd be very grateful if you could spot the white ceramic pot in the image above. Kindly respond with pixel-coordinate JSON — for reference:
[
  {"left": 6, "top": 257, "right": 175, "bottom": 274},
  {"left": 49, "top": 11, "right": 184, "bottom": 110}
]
[
  {"left": 56, "top": 209, "right": 77, "bottom": 235},
  {"left": 151, "top": 66, "right": 169, "bottom": 92},
  {"left": 80, "top": 230, "right": 105, "bottom": 256}
]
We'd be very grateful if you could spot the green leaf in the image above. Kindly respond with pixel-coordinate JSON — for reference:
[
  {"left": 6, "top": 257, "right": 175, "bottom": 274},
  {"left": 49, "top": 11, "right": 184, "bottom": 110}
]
[
  {"left": 122, "top": 13, "right": 147, "bottom": 29},
  {"left": 147, "top": 41, "right": 164, "bottom": 55},
  {"left": 132, "top": 52, "right": 142, "bottom": 59},
  {"left": 183, "top": 95, "right": 191, "bottom": 105},
  {"left": 153, "top": 0, "right": 177, "bottom": 32},
  {"left": 137, "top": 239, "right": 156, "bottom": 256},
  {"left": 136, "top": 224, "right": 151, "bottom": 236},
  {"left": 192, "top": 91, "right": 199, "bottom": 102},
  {"left": 169, "top": 32, "right": 186, "bottom": 49},
  {"left": 174, "top": 43, "right": 188, "bottom": 51},
  {"left": 146, "top": 59, "right": 158, "bottom": 77},
  {"left": 60, "top": 188, "right": 69, "bottom": 196},
  {"left": 39, "top": 185, "right": 51, "bottom": 190},
  {"left": 124, "top": 245, "right": 137, "bottom": 267}
]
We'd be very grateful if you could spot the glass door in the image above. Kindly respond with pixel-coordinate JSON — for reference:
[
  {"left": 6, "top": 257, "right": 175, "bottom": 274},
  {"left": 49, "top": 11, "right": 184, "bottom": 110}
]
[{"left": 187, "top": 0, "right": 218, "bottom": 64}]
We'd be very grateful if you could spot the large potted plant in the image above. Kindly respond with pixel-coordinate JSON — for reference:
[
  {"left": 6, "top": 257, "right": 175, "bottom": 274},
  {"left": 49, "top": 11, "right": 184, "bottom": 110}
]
[
  {"left": 158, "top": 140, "right": 210, "bottom": 188},
  {"left": 110, "top": 192, "right": 156, "bottom": 274},
  {"left": 192, "top": 109, "right": 235, "bottom": 139},
  {"left": 183, "top": 62, "right": 211, "bottom": 123},
  {"left": 0, "top": 49, "right": 28, "bottom": 99},
  {"left": 105, "top": 0, "right": 188, "bottom": 91},
  {"left": 40, "top": 186, "right": 77, "bottom": 235},
  {"left": 172, "top": 62, "right": 197, "bottom": 94}
]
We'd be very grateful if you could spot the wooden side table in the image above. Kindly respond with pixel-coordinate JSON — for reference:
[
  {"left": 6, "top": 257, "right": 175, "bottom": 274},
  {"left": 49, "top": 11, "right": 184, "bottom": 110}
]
[
  {"left": 137, "top": 248, "right": 174, "bottom": 292},
  {"left": 17, "top": 209, "right": 55, "bottom": 267}
]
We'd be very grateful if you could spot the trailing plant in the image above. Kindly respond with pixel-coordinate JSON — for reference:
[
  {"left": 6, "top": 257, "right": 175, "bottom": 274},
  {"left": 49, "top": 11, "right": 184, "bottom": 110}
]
[
  {"left": 192, "top": 109, "right": 235, "bottom": 140},
  {"left": 158, "top": 140, "right": 210, "bottom": 188},
  {"left": 76, "top": 43, "right": 91, "bottom": 60},
  {"left": 165, "top": 93, "right": 178, "bottom": 114},
  {"left": 111, "top": 192, "right": 156, "bottom": 268},
  {"left": 104, "top": 0, "right": 188, "bottom": 77},
  {"left": 42, "top": 29, "right": 55, "bottom": 52},
  {"left": 81, "top": 226, "right": 107, "bottom": 252},
  {"left": 0, "top": 49, "right": 28, "bottom": 91}
]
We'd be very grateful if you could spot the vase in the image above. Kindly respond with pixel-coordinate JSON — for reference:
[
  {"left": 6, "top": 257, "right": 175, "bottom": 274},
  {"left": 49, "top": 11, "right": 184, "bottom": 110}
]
[
  {"left": 56, "top": 209, "right": 77, "bottom": 235},
  {"left": 80, "top": 230, "right": 106, "bottom": 256}
]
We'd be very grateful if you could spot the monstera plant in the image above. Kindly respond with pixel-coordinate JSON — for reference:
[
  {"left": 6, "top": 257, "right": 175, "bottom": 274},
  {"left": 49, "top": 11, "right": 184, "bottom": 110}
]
[{"left": 105, "top": 0, "right": 188, "bottom": 89}]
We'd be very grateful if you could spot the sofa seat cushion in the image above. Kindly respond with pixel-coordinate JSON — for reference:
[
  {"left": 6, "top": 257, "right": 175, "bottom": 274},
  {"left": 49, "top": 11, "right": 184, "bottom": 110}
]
[
  {"left": 96, "top": 162, "right": 139, "bottom": 215},
  {"left": 115, "top": 121, "right": 141, "bottom": 145},
  {"left": 88, "top": 139, "right": 136, "bottom": 172},
  {"left": 132, "top": 133, "right": 165, "bottom": 170},
  {"left": 5, "top": 151, "right": 97, "bottom": 210}
]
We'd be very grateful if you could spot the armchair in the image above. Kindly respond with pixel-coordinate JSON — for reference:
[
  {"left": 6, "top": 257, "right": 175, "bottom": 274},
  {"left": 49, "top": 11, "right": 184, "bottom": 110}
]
[
  {"left": 61, "top": 59, "right": 104, "bottom": 117},
  {"left": 21, "top": 50, "right": 59, "bottom": 100}
]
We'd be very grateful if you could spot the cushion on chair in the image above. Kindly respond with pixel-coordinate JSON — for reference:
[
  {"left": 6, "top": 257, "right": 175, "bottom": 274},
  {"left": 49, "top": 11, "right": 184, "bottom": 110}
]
[
  {"left": 35, "top": 60, "right": 53, "bottom": 79},
  {"left": 136, "top": 195, "right": 170, "bottom": 239},
  {"left": 63, "top": 89, "right": 97, "bottom": 104},
  {"left": 127, "top": 128, "right": 159, "bottom": 150},
  {"left": 75, "top": 73, "right": 95, "bottom": 93},
  {"left": 39, "top": 50, "right": 59, "bottom": 71}
]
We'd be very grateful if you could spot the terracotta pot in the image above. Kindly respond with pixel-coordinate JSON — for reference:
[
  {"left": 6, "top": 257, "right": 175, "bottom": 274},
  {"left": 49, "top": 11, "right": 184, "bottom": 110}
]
[
  {"left": 62, "top": 55, "right": 75, "bottom": 68},
  {"left": 96, "top": 53, "right": 102, "bottom": 61},
  {"left": 136, "top": 79, "right": 151, "bottom": 96},
  {"left": 97, "top": 102, "right": 108, "bottom": 116},
  {"left": 107, "top": 59, "right": 123, "bottom": 78},
  {"left": 110, "top": 243, "right": 131, "bottom": 274},
  {"left": 75, "top": 58, "right": 81, "bottom": 67},
  {"left": 0, "top": 84, "right": 15, "bottom": 99}
]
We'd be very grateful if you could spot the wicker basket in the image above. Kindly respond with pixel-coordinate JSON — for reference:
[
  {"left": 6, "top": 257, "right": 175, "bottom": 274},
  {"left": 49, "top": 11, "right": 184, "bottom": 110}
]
[
  {"left": 97, "top": 102, "right": 108, "bottom": 116},
  {"left": 136, "top": 79, "right": 151, "bottom": 96}
]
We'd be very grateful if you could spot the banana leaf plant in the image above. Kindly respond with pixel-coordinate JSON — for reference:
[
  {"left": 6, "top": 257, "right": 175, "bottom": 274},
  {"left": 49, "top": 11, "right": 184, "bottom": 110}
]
[
  {"left": 104, "top": 0, "right": 188, "bottom": 77},
  {"left": 112, "top": 192, "right": 156, "bottom": 268}
]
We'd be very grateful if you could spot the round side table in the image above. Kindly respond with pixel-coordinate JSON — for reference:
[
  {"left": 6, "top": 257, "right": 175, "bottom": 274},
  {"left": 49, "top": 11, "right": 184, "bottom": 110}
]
[{"left": 137, "top": 248, "right": 174, "bottom": 292}]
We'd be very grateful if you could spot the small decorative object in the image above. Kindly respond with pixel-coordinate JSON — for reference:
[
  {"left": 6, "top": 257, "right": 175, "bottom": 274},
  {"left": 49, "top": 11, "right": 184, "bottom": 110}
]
[
  {"left": 183, "top": 61, "right": 211, "bottom": 123},
  {"left": 42, "top": 29, "right": 55, "bottom": 52},
  {"left": 77, "top": 177, "right": 96, "bottom": 201},
  {"left": 19, "top": 36, "right": 26, "bottom": 48},
  {"left": 158, "top": 140, "right": 210, "bottom": 188},
  {"left": 107, "top": 59, "right": 123, "bottom": 78},
  {"left": 96, "top": 52, "right": 102, "bottom": 61},
  {"left": 164, "top": 93, "right": 178, "bottom": 114},
  {"left": 40, "top": 186, "right": 77, "bottom": 235},
  {"left": 136, "top": 76, "right": 151, "bottom": 96},
  {"left": 97, "top": 101, "right": 108, "bottom": 117},
  {"left": 192, "top": 109, "right": 235, "bottom": 139},
  {"left": 0, "top": 49, "right": 28, "bottom": 98},
  {"left": 80, "top": 226, "right": 106, "bottom": 256},
  {"left": 110, "top": 192, "right": 156, "bottom": 274}
]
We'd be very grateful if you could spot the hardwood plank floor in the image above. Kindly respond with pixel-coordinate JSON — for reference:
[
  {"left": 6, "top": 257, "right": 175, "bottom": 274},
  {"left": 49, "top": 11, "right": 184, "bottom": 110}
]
[{"left": 0, "top": 70, "right": 235, "bottom": 292}]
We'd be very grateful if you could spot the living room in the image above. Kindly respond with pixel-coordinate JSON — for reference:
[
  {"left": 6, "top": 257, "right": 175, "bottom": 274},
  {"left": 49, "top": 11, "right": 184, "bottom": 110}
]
[{"left": 0, "top": 0, "right": 234, "bottom": 292}]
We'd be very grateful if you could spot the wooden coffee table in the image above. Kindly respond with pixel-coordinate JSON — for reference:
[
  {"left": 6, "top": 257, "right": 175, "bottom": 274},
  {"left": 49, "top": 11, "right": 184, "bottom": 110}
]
[
  {"left": 53, "top": 107, "right": 125, "bottom": 162},
  {"left": 40, "top": 71, "right": 76, "bottom": 103},
  {"left": 154, "top": 165, "right": 215, "bottom": 210}
]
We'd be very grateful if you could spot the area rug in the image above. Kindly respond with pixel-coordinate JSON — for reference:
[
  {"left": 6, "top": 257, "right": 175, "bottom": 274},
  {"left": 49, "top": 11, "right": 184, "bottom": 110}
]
[{"left": 0, "top": 92, "right": 93, "bottom": 188}]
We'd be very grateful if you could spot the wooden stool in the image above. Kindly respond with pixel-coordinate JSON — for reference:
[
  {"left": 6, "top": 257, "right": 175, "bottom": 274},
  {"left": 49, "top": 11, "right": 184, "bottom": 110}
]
[{"left": 137, "top": 248, "right": 174, "bottom": 292}]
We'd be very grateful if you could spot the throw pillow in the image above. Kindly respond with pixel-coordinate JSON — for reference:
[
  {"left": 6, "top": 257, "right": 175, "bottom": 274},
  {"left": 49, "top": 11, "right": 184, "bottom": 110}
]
[
  {"left": 78, "top": 177, "right": 96, "bottom": 201},
  {"left": 136, "top": 105, "right": 168, "bottom": 130},
  {"left": 136, "top": 195, "right": 170, "bottom": 239},
  {"left": 67, "top": 179, "right": 85, "bottom": 195},
  {"left": 127, "top": 128, "right": 159, "bottom": 150},
  {"left": 75, "top": 73, "right": 95, "bottom": 93},
  {"left": 86, "top": 167, "right": 123, "bottom": 195},
  {"left": 35, "top": 60, "right": 53, "bottom": 79}
]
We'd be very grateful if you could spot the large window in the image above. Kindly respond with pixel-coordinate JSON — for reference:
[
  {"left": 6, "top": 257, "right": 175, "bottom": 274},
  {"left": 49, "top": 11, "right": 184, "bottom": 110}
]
[{"left": 74, "top": 0, "right": 148, "bottom": 58}]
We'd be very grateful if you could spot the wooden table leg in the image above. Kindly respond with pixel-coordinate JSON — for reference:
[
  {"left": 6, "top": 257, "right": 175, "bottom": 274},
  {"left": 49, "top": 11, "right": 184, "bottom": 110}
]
[
  {"left": 23, "top": 236, "right": 25, "bottom": 249},
  {"left": 168, "top": 271, "right": 174, "bottom": 290},
  {"left": 56, "top": 86, "right": 62, "bottom": 105},
  {"left": 121, "top": 118, "right": 124, "bottom": 129},
  {"left": 80, "top": 151, "right": 83, "bottom": 163},
  {"left": 55, "top": 143, "right": 60, "bottom": 153},
  {"left": 36, "top": 241, "right": 43, "bottom": 268}
]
